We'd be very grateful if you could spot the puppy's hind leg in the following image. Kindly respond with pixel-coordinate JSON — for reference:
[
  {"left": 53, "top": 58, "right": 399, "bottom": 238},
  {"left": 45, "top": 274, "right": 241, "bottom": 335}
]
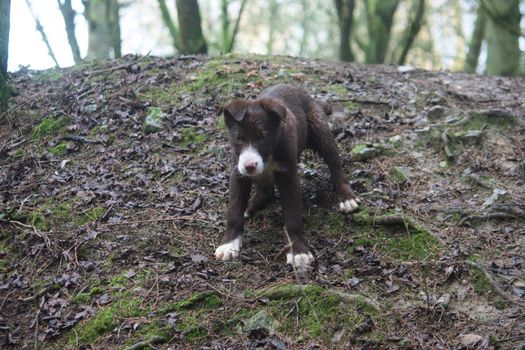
[
  {"left": 306, "top": 105, "right": 360, "bottom": 213},
  {"left": 244, "top": 183, "right": 274, "bottom": 218}
]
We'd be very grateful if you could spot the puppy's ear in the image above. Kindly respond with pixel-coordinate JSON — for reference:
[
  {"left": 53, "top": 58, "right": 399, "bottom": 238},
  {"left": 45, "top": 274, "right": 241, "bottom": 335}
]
[
  {"left": 223, "top": 99, "right": 247, "bottom": 125},
  {"left": 259, "top": 98, "right": 286, "bottom": 123}
]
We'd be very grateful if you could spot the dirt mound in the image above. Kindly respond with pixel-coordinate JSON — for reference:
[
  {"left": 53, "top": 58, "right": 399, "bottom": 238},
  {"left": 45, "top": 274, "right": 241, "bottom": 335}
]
[{"left": 1, "top": 54, "right": 524, "bottom": 349}]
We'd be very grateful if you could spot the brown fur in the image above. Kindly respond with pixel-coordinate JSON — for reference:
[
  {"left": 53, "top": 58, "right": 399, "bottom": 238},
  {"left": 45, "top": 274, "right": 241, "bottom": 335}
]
[{"left": 221, "top": 84, "right": 357, "bottom": 260}]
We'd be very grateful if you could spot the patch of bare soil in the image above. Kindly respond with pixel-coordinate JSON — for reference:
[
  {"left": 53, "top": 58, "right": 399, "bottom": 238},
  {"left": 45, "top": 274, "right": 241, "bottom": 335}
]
[{"left": 0, "top": 54, "right": 524, "bottom": 349}]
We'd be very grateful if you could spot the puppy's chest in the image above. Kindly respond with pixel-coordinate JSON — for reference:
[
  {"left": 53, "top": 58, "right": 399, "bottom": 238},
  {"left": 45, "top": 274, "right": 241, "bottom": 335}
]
[{"left": 255, "top": 158, "right": 287, "bottom": 183}]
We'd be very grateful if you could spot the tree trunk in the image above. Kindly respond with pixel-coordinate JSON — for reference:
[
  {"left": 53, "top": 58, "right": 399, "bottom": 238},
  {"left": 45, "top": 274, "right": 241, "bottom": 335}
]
[
  {"left": 334, "top": 0, "right": 355, "bottom": 62},
  {"left": 85, "top": 0, "right": 121, "bottom": 60},
  {"left": 175, "top": 0, "right": 207, "bottom": 54},
  {"left": 483, "top": 0, "right": 520, "bottom": 76},
  {"left": 0, "top": 0, "right": 10, "bottom": 112},
  {"left": 365, "top": 0, "right": 400, "bottom": 64},
  {"left": 397, "top": 0, "right": 425, "bottom": 65},
  {"left": 58, "top": 0, "right": 81, "bottom": 64},
  {"left": 464, "top": 4, "right": 485, "bottom": 73}
]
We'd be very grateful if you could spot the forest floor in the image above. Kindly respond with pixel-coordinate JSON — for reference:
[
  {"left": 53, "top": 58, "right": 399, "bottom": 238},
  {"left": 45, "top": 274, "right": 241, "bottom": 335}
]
[{"left": 0, "top": 54, "right": 524, "bottom": 350}]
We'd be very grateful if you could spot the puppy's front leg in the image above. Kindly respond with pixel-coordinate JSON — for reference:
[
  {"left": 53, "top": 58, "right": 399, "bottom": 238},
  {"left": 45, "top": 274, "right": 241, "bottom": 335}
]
[
  {"left": 215, "top": 171, "right": 251, "bottom": 261},
  {"left": 276, "top": 171, "right": 313, "bottom": 268}
]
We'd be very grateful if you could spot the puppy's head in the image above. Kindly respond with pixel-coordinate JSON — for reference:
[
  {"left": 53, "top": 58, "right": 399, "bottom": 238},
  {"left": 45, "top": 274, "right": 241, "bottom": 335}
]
[{"left": 223, "top": 98, "right": 286, "bottom": 176}]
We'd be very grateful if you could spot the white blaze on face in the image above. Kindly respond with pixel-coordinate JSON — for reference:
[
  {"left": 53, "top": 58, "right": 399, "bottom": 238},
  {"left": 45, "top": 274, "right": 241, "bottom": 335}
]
[{"left": 238, "top": 145, "right": 264, "bottom": 176}]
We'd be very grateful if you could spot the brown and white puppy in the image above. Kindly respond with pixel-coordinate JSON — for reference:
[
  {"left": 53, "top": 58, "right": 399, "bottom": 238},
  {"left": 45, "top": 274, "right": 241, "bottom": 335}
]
[{"left": 215, "top": 84, "right": 360, "bottom": 268}]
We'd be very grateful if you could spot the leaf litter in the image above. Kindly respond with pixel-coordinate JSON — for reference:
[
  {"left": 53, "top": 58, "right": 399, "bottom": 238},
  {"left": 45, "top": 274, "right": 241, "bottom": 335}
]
[{"left": 0, "top": 54, "right": 524, "bottom": 349}]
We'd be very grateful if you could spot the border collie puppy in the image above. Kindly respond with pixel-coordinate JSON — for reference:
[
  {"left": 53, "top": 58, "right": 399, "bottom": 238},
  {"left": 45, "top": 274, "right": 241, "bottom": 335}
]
[{"left": 215, "top": 84, "right": 360, "bottom": 268}]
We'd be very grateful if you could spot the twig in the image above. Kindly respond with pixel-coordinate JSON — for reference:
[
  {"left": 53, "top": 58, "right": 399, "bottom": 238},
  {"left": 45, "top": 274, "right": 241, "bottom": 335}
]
[
  {"left": 24, "top": 0, "right": 60, "bottom": 67},
  {"left": 122, "top": 335, "right": 166, "bottom": 350},
  {"left": 20, "top": 284, "right": 59, "bottom": 302},
  {"left": 58, "top": 135, "right": 99, "bottom": 144},
  {"left": 102, "top": 215, "right": 210, "bottom": 226}
]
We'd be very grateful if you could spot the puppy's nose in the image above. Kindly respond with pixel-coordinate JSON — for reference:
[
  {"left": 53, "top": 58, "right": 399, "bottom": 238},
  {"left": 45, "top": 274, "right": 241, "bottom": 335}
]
[{"left": 244, "top": 162, "right": 257, "bottom": 173}]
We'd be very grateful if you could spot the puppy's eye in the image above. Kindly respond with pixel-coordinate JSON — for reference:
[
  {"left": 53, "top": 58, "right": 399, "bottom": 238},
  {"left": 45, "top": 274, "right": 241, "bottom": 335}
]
[{"left": 236, "top": 135, "right": 244, "bottom": 142}]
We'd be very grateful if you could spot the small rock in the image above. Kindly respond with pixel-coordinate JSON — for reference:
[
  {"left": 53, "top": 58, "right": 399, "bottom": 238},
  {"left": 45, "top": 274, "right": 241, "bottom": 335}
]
[
  {"left": 482, "top": 188, "right": 507, "bottom": 209},
  {"left": 436, "top": 294, "right": 450, "bottom": 308},
  {"left": 143, "top": 107, "right": 167, "bottom": 134},
  {"left": 460, "top": 333, "right": 483, "bottom": 347},
  {"left": 244, "top": 310, "right": 278, "bottom": 337},
  {"left": 426, "top": 105, "right": 449, "bottom": 121},
  {"left": 351, "top": 144, "right": 383, "bottom": 161},
  {"left": 457, "top": 130, "right": 483, "bottom": 146},
  {"left": 513, "top": 279, "right": 525, "bottom": 288},
  {"left": 390, "top": 166, "right": 411, "bottom": 184}
]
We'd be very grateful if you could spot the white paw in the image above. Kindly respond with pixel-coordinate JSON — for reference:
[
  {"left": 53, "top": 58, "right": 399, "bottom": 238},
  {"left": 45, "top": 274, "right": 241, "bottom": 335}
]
[
  {"left": 214, "top": 238, "right": 241, "bottom": 261},
  {"left": 286, "top": 252, "right": 314, "bottom": 268},
  {"left": 338, "top": 198, "right": 360, "bottom": 213}
]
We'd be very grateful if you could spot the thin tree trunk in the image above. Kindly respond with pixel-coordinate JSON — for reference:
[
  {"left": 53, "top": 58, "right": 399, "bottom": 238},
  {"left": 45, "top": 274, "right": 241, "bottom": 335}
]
[
  {"left": 365, "top": 0, "right": 400, "bottom": 64},
  {"left": 25, "top": 0, "right": 60, "bottom": 67},
  {"left": 0, "top": 0, "right": 11, "bottom": 112},
  {"left": 397, "top": 0, "right": 425, "bottom": 65},
  {"left": 464, "top": 4, "right": 485, "bottom": 73},
  {"left": 176, "top": 0, "right": 207, "bottom": 54},
  {"left": 226, "top": 0, "right": 247, "bottom": 53},
  {"left": 267, "top": 0, "right": 278, "bottom": 55},
  {"left": 157, "top": 0, "right": 181, "bottom": 51},
  {"left": 334, "top": 0, "right": 356, "bottom": 62},
  {"left": 298, "top": 0, "right": 310, "bottom": 57},
  {"left": 58, "top": 0, "right": 81, "bottom": 64},
  {"left": 108, "top": 0, "right": 121, "bottom": 58},
  {"left": 482, "top": 0, "right": 520, "bottom": 76}
]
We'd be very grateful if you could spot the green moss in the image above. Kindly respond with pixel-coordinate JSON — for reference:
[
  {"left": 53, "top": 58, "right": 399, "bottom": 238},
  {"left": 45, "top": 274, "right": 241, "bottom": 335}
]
[
  {"left": 77, "top": 207, "right": 105, "bottom": 225},
  {"left": 50, "top": 142, "right": 68, "bottom": 157},
  {"left": 352, "top": 210, "right": 442, "bottom": 261},
  {"left": 17, "top": 203, "right": 104, "bottom": 232},
  {"left": 159, "top": 291, "right": 222, "bottom": 314},
  {"left": 33, "top": 115, "right": 69, "bottom": 139},
  {"left": 157, "top": 292, "right": 222, "bottom": 342},
  {"left": 462, "top": 113, "right": 516, "bottom": 132},
  {"left": 33, "top": 69, "right": 62, "bottom": 82},
  {"left": 179, "top": 127, "right": 207, "bottom": 149},
  {"left": 254, "top": 284, "right": 376, "bottom": 344},
  {"left": 67, "top": 296, "right": 145, "bottom": 346},
  {"left": 389, "top": 166, "right": 410, "bottom": 184},
  {"left": 108, "top": 275, "right": 129, "bottom": 288},
  {"left": 73, "top": 286, "right": 104, "bottom": 305},
  {"left": 471, "top": 269, "right": 491, "bottom": 295}
]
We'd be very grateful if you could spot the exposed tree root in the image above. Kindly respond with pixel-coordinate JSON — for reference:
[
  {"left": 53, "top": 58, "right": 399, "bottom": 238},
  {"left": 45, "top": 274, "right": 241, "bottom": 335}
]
[
  {"left": 466, "top": 261, "right": 525, "bottom": 309},
  {"left": 458, "top": 204, "right": 525, "bottom": 226},
  {"left": 251, "top": 283, "right": 381, "bottom": 311}
]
